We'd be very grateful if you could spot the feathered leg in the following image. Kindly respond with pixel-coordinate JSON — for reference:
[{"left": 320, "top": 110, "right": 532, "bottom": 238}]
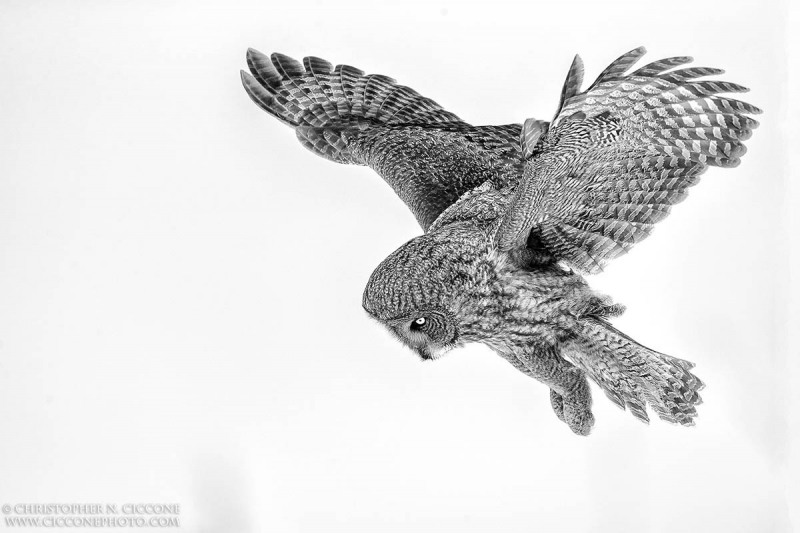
[{"left": 502, "top": 345, "right": 595, "bottom": 435}]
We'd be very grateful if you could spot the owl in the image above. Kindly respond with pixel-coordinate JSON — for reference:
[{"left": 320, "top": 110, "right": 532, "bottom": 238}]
[{"left": 241, "top": 47, "right": 760, "bottom": 435}]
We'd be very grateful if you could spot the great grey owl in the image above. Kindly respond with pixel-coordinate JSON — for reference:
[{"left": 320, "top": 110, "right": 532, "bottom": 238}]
[{"left": 241, "top": 47, "right": 759, "bottom": 435}]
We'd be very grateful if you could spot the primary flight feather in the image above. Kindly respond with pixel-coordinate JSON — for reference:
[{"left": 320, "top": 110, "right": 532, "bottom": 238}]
[{"left": 241, "top": 47, "right": 760, "bottom": 435}]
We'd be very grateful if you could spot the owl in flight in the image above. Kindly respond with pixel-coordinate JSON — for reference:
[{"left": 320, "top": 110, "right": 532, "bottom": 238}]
[{"left": 241, "top": 47, "right": 759, "bottom": 435}]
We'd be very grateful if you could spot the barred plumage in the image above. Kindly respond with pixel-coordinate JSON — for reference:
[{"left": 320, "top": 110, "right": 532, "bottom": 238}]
[
  {"left": 241, "top": 48, "right": 522, "bottom": 228},
  {"left": 564, "top": 319, "right": 704, "bottom": 425},
  {"left": 243, "top": 47, "right": 759, "bottom": 435},
  {"left": 495, "top": 47, "right": 761, "bottom": 273}
]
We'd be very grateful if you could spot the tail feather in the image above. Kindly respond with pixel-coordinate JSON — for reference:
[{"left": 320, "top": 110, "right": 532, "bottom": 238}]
[{"left": 563, "top": 319, "right": 704, "bottom": 426}]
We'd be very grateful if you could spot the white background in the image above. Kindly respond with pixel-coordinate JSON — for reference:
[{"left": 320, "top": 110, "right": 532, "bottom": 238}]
[{"left": 1, "top": 0, "right": 798, "bottom": 531}]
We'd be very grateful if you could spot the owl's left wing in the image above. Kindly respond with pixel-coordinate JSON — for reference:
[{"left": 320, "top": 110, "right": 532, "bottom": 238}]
[
  {"left": 241, "top": 49, "right": 523, "bottom": 230},
  {"left": 494, "top": 47, "right": 761, "bottom": 273}
]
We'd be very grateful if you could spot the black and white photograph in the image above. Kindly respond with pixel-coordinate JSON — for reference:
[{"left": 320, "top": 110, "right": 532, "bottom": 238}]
[{"left": 1, "top": 0, "right": 797, "bottom": 531}]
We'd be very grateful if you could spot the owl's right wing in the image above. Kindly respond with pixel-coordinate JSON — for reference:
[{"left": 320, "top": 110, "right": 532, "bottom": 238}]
[
  {"left": 241, "top": 49, "right": 523, "bottom": 230},
  {"left": 494, "top": 47, "right": 761, "bottom": 273}
]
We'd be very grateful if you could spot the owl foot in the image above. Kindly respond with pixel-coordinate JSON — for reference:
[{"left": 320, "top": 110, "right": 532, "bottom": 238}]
[
  {"left": 550, "top": 389, "right": 566, "bottom": 422},
  {"left": 551, "top": 374, "right": 594, "bottom": 436},
  {"left": 563, "top": 396, "right": 595, "bottom": 436}
]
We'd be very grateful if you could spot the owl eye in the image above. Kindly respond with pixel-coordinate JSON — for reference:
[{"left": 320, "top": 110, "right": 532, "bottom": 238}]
[{"left": 410, "top": 317, "right": 427, "bottom": 331}]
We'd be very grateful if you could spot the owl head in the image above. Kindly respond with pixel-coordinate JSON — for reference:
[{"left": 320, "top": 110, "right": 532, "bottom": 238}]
[{"left": 362, "top": 223, "right": 493, "bottom": 360}]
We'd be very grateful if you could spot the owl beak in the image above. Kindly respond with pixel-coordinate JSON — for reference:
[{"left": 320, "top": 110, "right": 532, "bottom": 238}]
[
  {"left": 414, "top": 343, "right": 454, "bottom": 361},
  {"left": 415, "top": 346, "right": 434, "bottom": 361}
]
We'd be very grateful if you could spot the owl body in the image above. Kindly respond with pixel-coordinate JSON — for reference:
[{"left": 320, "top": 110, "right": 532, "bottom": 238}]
[
  {"left": 364, "top": 216, "right": 699, "bottom": 434},
  {"left": 243, "top": 47, "right": 758, "bottom": 434}
]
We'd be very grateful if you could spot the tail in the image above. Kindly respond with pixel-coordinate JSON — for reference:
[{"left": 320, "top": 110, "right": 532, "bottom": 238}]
[
  {"left": 240, "top": 49, "right": 462, "bottom": 163},
  {"left": 563, "top": 319, "right": 704, "bottom": 426}
]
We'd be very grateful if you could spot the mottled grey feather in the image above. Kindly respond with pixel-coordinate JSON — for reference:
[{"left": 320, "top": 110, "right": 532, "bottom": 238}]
[
  {"left": 244, "top": 46, "right": 758, "bottom": 435},
  {"left": 495, "top": 47, "right": 761, "bottom": 273},
  {"left": 242, "top": 49, "right": 524, "bottom": 229}
]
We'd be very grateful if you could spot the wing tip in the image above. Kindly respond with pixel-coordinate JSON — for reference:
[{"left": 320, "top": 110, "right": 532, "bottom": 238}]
[
  {"left": 240, "top": 69, "right": 261, "bottom": 93},
  {"left": 627, "top": 45, "right": 648, "bottom": 63},
  {"left": 271, "top": 51, "right": 303, "bottom": 69},
  {"left": 246, "top": 47, "right": 270, "bottom": 69},
  {"left": 246, "top": 47, "right": 284, "bottom": 89},
  {"left": 246, "top": 47, "right": 263, "bottom": 59}
]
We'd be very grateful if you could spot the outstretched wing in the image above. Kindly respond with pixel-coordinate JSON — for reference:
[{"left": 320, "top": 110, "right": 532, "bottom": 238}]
[
  {"left": 495, "top": 47, "right": 761, "bottom": 272},
  {"left": 241, "top": 49, "right": 523, "bottom": 230}
]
